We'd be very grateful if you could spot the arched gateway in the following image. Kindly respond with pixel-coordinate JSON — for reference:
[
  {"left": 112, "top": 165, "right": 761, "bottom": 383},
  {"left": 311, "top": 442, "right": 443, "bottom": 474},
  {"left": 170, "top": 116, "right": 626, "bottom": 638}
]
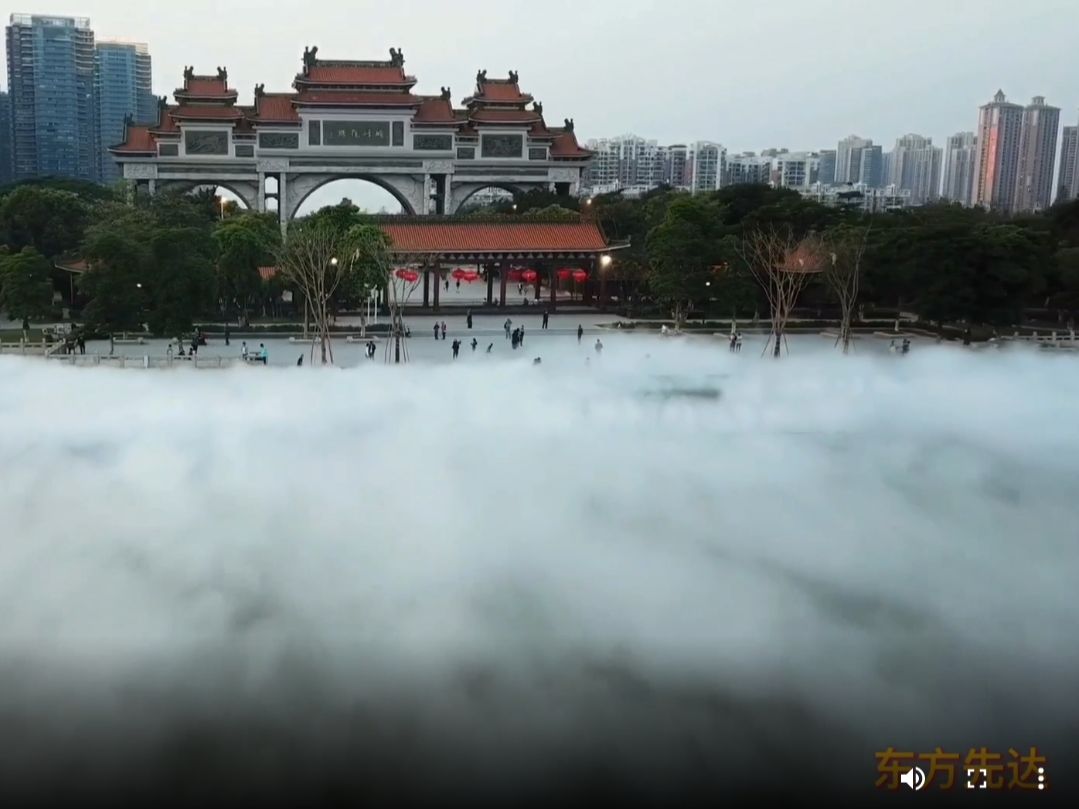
[{"left": 110, "top": 50, "right": 592, "bottom": 231}]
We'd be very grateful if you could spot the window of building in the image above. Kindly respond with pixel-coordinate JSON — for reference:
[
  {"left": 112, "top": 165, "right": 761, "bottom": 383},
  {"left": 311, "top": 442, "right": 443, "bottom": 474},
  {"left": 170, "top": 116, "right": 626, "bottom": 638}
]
[
  {"left": 392, "top": 121, "right": 404, "bottom": 147},
  {"left": 308, "top": 120, "right": 321, "bottom": 146}
]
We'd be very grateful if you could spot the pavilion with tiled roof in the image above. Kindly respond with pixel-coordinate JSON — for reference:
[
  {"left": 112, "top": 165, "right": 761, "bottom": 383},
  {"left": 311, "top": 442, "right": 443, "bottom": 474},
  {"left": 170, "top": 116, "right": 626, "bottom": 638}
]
[
  {"left": 378, "top": 214, "right": 626, "bottom": 309},
  {"left": 109, "top": 46, "right": 594, "bottom": 229}
]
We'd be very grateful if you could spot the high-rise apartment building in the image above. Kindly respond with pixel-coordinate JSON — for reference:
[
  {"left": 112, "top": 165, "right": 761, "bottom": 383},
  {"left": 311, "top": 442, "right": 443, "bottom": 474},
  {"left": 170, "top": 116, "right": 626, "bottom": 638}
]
[
  {"left": 888, "top": 134, "right": 942, "bottom": 205},
  {"left": 1057, "top": 125, "right": 1078, "bottom": 202},
  {"left": 971, "top": 90, "right": 1024, "bottom": 213},
  {"left": 857, "top": 145, "right": 884, "bottom": 188},
  {"left": 835, "top": 135, "right": 871, "bottom": 184},
  {"left": 665, "top": 144, "right": 688, "bottom": 188},
  {"left": 688, "top": 141, "right": 726, "bottom": 193},
  {"left": 96, "top": 40, "right": 154, "bottom": 184},
  {"left": 725, "top": 152, "right": 772, "bottom": 186},
  {"left": 817, "top": 149, "right": 836, "bottom": 186},
  {"left": 6, "top": 14, "right": 98, "bottom": 182},
  {"left": 0, "top": 90, "right": 12, "bottom": 185},
  {"left": 1013, "top": 96, "right": 1059, "bottom": 212},
  {"left": 942, "top": 132, "right": 977, "bottom": 205},
  {"left": 775, "top": 151, "right": 820, "bottom": 190}
]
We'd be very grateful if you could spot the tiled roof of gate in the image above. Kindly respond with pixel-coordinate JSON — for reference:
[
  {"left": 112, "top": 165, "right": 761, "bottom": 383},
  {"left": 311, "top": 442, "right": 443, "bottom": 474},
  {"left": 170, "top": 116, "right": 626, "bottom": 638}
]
[
  {"left": 550, "top": 129, "right": 592, "bottom": 159},
  {"left": 295, "top": 91, "right": 421, "bottom": 106},
  {"left": 253, "top": 93, "right": 300, "bottom": 123},
  {"left": 170, "top": 105, "right": 243, "bottom": 120},
  {"left": 111, "top": 125, "right": 156, "bottom": 153},
  {"left": 469, "top": 108, "right": 542, "bottom": 124},
  {"left": 470, "top": 79, "right": 532, "bottom": 105},
  {"left": 380, "top": 220, "right": 608, "bottom": 254},
  {"left": 303, "top": 64, "right": 411, "bottom": 85},
  {"left": 413, "top": 96, "right": 458, "bottom": 124}
]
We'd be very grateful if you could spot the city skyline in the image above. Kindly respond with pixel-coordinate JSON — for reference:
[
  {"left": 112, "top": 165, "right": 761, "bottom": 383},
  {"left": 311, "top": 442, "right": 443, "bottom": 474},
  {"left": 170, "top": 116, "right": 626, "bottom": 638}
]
[
  {"left": 1, "top": 0, "right": 1077, "bottom": 154},
  {"left": 3, "top": 2, "right": 1078, "bottom": 213}
]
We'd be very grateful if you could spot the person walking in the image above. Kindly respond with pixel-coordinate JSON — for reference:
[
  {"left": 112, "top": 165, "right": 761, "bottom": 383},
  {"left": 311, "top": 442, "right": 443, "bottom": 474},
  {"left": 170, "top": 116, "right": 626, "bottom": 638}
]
[
  {"left": 504, "top": 318, "right": 512, "bottom": 339},
  {"left": 224, "top": 323, "right": 231, "bottom": 346},
  {"left": 259, "top": 343, "right": 268, "bottom": 364},
  {"left": 542, "top": 309, "right": 549, "bottom": 330},
  {"left": 297, "top": 354, "right": 304, "bottom": 366},
  {"left": 471, "top": 337, "right": 478, "bottom": 351},
  {"left": 519, "top": 325, "right": 525, "bottom": 346},
  {"left": 433, "top": 322, "right": 440, "bottom": 340},
  {"left": 466, "top": 309, "right": 473, "bottom": 329},
  {"left": 486, "top": 342, "right": 493, "bottom": 353},
  {"left": 241, "top": 341, "right": 248, "bottom": 360},
  {"left": 735, "top": 332, "right": 742, "bottom": 353},
  {"left": 441, "top": 321, "right": 447, "bottom": 340},
  {"left": 594, "top": 338, "right": 603, "bottom": 354},
  {"left": 577, "top": 324, "right": 584, "bottom": 343},
  {"left": 451, "top": 339, "right": 460, "bottom": 359},
  {"left": 77, "top": 335, "right": 85, "bottom": 355}
]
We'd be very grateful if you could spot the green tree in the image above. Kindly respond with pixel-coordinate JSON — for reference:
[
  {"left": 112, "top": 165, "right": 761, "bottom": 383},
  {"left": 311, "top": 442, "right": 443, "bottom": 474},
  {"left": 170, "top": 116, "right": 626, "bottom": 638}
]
[
  {"left": 646, "top": 195, "right": 724, "bottom": 328},
  {"left": 145, "top": 225, "right": 218, "bottom": 336},
  {"left": 80, "top": 209, "right": 152, "bottom": 332},
  {"left": 215, "top": 213, "right": 279, "bottom": 324},
  {"left": 0, "top": 247, "right": 55, "bottom": 335},
  {"left": 0, "top": 185, "right": 89, "bottom": 258}
]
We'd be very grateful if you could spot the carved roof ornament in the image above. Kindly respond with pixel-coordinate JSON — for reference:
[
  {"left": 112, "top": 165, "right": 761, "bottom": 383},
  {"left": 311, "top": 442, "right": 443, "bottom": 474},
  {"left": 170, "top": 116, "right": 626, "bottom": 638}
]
[
  {"left": 158, "top": 95, "right": 168, "bottom": 110},
  {"left": 476, "top": 69, "right": 487, "bottom": 84},
  {"left": 303, "top": 45, "right": 319, "bottom": 71},
  {"left": 508, "top": 70, "right": 518, "bottom": 84},
  {"left": 216, "top": 66, "right": 228, "bottom": 81},
  {"left": 440, "top": 86, "right": 451, "bottom": 101},
  {"left": 123, "top": 112, "right": 134, "bottom": 127},
  {"left": 183, "top": 66, "right": 194, "bottom": 80},
  {"left": 564, "top": 118, "right": 575, "bottom": 132},
  {"left": 389, "top": 47, "right": 404, "bottom": 67},
  {"left": 254, "top": 83, "right": 265, "bottom": 98},
  {"left": 533, "top": 101, "right": 543, "bottom": 115}
]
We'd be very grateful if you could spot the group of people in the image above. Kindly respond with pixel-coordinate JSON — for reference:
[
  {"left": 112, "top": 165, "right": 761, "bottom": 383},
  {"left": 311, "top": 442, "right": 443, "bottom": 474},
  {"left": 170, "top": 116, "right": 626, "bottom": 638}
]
[
  {"left": 240, "top": 341, "right": 268, "bottom": 364},
  {"left": 433, "top": 321, "right": 448, "bottom": 340},
  {"left": 728, "top": 332, "right": 743, "bottom": 353},
  {"left": 889, "top": 338, "right": 912, "bottom": 354},
  {"left": 448, "top": 337, "right": 486, "bottom": 358}
]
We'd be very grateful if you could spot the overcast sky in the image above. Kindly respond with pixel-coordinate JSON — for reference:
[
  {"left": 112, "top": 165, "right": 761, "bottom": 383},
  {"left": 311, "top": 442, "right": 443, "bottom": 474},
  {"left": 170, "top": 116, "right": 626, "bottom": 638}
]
[{"left": 5, "top": 0, "right": 1078, "bottom": 209}]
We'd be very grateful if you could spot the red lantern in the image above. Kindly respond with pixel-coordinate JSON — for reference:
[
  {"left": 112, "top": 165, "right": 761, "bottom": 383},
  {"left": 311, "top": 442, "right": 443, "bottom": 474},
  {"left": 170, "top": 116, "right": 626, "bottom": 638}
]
[
  {"left": 451, "top": 268, "right": 468, "bottom": 280},
  {"left": 462, "top": 271, "right": 480, "bottom": 282},
  {"left": 556, "top": 268, "right": 573, "bottom": 281},
  {"left": 572, "top": 269, "right": 588, "bottom": 283},
  {"left": 506, "top": 268, "right": 523, "bottom": 282},
  {"left": 521, "top": 270, "right": 538, "bottom": 284},
  {"left": 395, "top": 268, "right": 419, "bottom": 283}
]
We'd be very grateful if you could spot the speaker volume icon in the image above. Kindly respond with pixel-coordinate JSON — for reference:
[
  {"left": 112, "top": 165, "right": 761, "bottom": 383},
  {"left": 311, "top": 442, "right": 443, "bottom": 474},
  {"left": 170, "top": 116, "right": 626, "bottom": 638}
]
[{"left": 900, "top": 766, "right": 927, "bottom": 791}]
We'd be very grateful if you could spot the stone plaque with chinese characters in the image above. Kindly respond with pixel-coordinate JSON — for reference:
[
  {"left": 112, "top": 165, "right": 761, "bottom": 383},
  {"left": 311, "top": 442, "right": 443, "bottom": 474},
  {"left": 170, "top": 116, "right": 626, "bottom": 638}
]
[
  {"left": 258, "top": 132, "right": 299, "bottom": 150},
  {"left": 481, "top": 134, "right": 523, "bottom": 159},
  {"left": 324, "top": 121, "right": 390, "bottom": 147},
  {"left": 184, "top": 131, "right": 228, "bottom": 155},
  {"left": 414, "top": 134, "right": 453, "bottom": 151}
]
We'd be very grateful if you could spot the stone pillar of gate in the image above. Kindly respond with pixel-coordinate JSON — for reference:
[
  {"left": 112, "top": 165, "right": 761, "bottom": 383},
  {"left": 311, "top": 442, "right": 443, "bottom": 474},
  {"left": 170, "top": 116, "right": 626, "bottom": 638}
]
[
  {"left": 550, "top": 267, "right": 557, "bottom": 310},
  {"left": 278, "top": 173, "right": 289, "bottom": 238},
  {"left": 499, "top": 266, "right": 508, "bottom": 307},
  {"left": 486, "top": 264, "right": 494, "bottom": 305},
  {"left": 433, "top": 264, "right": 440, "bottom": 311},
  {"left": 257, "top": 172, "right": 266, "bottom": 213},
  {"left": 533, "top": 266, "right": 541, "bottom": 301},
  {"left": 423, "top": 268, "right": 430, "bottom": 308}
]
